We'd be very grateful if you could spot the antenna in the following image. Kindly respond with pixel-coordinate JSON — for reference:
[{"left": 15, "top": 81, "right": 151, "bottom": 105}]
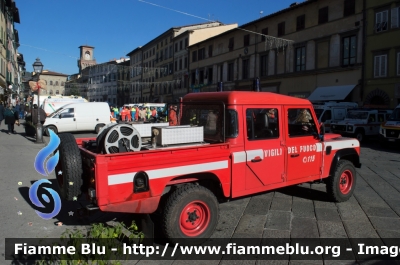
[{"left": 260, "top": 11, "right": 263, "bottom": 18}]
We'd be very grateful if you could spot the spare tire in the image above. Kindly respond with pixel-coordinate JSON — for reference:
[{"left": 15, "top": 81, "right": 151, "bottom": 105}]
[{"left": 55, "top": 133, "right": 83, "bottom": 201}]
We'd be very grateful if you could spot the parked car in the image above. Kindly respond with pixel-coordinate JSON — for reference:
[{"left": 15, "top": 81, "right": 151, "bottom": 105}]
[
  {"left": 331, "top": 109, "right": 393, "bottom": 142},
  {"left": 379, "top": 104, "right": 400, "bottom": 145},
  {"left": 43, "top": 102, "right": 112, "bottom": 135}
]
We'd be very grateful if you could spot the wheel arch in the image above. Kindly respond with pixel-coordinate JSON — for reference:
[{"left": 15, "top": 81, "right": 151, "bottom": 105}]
[
  {"left": 329, "top": 148, "right": 361, "bottom": 177},
  {"left": 163, "top": 172, "right": 227, "bottom": 200}
]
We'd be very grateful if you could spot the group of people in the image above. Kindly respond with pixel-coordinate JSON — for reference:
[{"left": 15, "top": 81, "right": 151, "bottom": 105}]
[
  {"left": 0, "top": 101, "right": 21, "bottom": 135},
  {"left": 110, "top": 105, "right": 160, "bottom": 122},
  {"left": 0, "top": 101, "right": 47, "bottom": 135}
]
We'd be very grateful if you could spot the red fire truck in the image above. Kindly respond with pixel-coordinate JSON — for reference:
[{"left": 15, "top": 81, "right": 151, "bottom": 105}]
[{"left": 55, "top": 91, "right": 361, "bottom": 242}]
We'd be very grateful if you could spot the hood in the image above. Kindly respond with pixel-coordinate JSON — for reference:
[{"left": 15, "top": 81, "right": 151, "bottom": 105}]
[
  {"left": 382, "top": 121, "right": 400, "bottom": 128},
  {"left": 337, "top": 119, "right": 367, "bottom": 125},
  {"left": 324, "top": 133, "right": 343, "bottom": 140}
]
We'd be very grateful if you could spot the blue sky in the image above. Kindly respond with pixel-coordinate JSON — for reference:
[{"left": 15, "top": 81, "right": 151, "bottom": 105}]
[{"left": 17, "top": 0, "right": 300, "bottom": 75}]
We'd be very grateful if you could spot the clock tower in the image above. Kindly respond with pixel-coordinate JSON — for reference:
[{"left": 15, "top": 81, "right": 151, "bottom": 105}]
[{"left": 78, "top": 45, "right": 96, "bottom": 74}]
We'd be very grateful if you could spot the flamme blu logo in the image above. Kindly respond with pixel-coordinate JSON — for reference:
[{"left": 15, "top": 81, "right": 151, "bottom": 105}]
[{"left": 29, "top": 130, "right": 62, "bottom": 220}]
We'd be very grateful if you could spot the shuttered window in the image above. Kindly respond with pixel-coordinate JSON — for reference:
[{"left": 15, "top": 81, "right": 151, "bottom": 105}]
[
  {"left": 397, "top": 52, "right": 400, "bottom": 76},
  {"left": 376, "top": 10, "right": 388, "bottom": 32},
  {"left": 391, "top": 7, "right": 400, "bottom": 29},
  {"left": 374, "top": 54, "right": 387, "bottom": 78}
]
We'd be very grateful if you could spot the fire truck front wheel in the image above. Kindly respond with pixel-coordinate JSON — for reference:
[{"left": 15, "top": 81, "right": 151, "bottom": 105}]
[
  {"left": 162, "top": 184, "right": 219, "bottom": 243},
  {"left": 55, "top": 133, "right": 83, "bottom": 201},
  {"left": 327, "top": 160, "right": 356, "bottom": 202}
]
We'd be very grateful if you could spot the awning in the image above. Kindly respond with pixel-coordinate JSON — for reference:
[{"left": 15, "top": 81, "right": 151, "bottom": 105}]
[{"left": 308, "top": 85, "right": 356, "bottom": 101}]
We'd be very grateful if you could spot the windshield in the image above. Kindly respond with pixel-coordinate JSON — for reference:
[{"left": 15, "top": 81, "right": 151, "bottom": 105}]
[
  {"left": 314, "top": 109, "right": 324, "bottom": 119},
  {"left": 48, "top": 104, "right": 72, "bottom": 117},
  {"left": 388, "top": 108, "right": 400, "bottom": 121},
  {"left": 346, "top": 111, "right": 368, "bottom": 119}
]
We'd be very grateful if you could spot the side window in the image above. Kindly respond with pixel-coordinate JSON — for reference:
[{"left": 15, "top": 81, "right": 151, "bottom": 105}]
[
  {"left": 321, "top": 110, "right": 332, "bottom": 122},
  {"left": 246, "top": 108, "right": 279, "bottom": 140},
  {"left": 368, "top": 114, "right": 376, "bottom": 123},
  {"left": 225, "top": 109, "right": 238, "bottom": 138},
  {"left": 60, "top": 108, "right": 74, "bottom": 118},
  {"left": 288, "top": 108, "right": 317, "bottom": 137},
  {"left": 378, "top": 114, "right": 385, "bottom": 122}
]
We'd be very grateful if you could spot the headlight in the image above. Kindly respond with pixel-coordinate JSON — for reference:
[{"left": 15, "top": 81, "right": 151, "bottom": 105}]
[{"left": 347, "top": 126, "right": 353, "bottom": 131}]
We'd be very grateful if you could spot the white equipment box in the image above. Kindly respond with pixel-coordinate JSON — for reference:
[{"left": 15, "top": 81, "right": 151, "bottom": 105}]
[
  {"left": 153, "top": 126, "right": 204, "bottom": 146},
  {"left": 131, "top": 122, "right": 169, "bottom": 137}
]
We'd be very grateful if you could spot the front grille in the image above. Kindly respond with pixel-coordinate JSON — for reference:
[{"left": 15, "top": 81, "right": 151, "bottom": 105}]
[
  {"left": 386, "top": 129, "right": 400, "bottom": 138},
  {"left": 332, "top": 125, "right": 346, "bottom": 131}
]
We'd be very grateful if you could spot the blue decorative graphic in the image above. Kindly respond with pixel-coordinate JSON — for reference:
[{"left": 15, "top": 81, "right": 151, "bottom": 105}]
[
  {"left": 29, "top": 179, "right": 61, "bottom": 219},
  {"left": 34, "top": 130, "right": 60, "bottom": 176},
  {"left": 30, "top": 130, "right": 62, "bottom": 220}
]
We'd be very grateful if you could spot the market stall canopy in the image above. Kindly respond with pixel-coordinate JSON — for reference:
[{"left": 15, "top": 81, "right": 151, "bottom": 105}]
[{"left": 308, "top": 85, "right": 356, "bottom": 102}]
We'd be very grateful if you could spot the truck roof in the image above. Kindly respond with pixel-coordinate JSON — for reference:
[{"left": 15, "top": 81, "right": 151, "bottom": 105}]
[{"left": 183, "top": 91, "right": 310, "bottom": 105}]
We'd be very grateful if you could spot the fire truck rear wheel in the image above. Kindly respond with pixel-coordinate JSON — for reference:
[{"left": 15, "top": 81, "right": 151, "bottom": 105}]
[
  {"left": 162, "top": 184, "right": 219, "bottom": 243},
  {"left": 327, "top": 160, "right": 356, "bottom": 202},
  {"left": 55, "top": 133, "right": 83, "bottom": 201}
]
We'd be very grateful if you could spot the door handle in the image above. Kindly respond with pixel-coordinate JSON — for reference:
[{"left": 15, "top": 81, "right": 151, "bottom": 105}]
[
  {"left": 290, "top": 154, "right": 299, "bottom": 158},
  {"left": 96, "top": 118, "right": 99, "bottom": 121},
  {"left": 251, "top": 156, "right": 262, "bottom": 162},
  {"left": 73, "top": 118, "right": 76, "bottom": 121}
]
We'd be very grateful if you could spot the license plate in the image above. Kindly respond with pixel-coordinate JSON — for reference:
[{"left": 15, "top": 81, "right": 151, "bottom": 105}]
[{"left": 389, "top": 139, "right": 395, "bottom": 142}]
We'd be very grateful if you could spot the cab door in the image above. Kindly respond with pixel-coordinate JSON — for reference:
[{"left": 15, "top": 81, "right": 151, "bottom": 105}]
[
  {"left": 54, "top": 107, "right": 76, "bottom": 132},
  {"left": 285, "top": 106, "right": 323, "bottom": 182},
  {"left": 244, "top": 106, "right": 284, "bottom": 189}
]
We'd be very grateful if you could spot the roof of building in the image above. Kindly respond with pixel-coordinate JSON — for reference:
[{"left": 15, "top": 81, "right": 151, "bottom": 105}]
[
  {"left": 39, "top": 70, "right": 69, "bottom": 77},
  {"left": 127, "top": 21, "right": 224, "bottom": 55},
  {"left": 188, "top": 0, "right": 316, "bottom": 47},
  {"left": 183, "top": 91, "right": 310, "bottom": 105}
]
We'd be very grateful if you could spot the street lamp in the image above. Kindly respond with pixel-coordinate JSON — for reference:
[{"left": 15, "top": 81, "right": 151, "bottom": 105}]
[{"left": 33, "top": 58, "right": 44, "bottom": 143}]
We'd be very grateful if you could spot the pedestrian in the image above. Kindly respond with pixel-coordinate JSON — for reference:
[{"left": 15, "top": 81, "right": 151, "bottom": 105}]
[
  {"left": 31, "top": 104, "right": 47, "bottom": 125},
  {"left": 135, "top": 106, "right": 140, "bottom": 121},
  {"left": 4, "top": 103, "right": 19, "bottom": 134},
  {"left": 131, "top": 106, "right": 137, "bottom": 121},
  {"left": 139, "top": 107, "right": 147, "bottom": 121},
  {"left": 0, "top": 101, "right": 4, "bottom": 127},
  {"left": 19, "top": 103, "right": 25, "bottom": 119},
  {"left": 127, "top": 107, "right": 132, "bottom": 122},
  {"left": 168, "top": 105, "right": 178, "bottom": 126}
]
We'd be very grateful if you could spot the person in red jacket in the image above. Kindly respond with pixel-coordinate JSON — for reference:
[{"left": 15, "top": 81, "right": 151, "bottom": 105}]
[
  {"left": 127, "top": 107, "right": 132, "bottom": 122},
  {"left": 135, "top": 106, "right": 139, "bottom": 121},
  {"left": 169, "top": 105, "right": 177, "bottom": 126},
  {"left": 121, "top": 106, "right": 130, "bottom": 122}
]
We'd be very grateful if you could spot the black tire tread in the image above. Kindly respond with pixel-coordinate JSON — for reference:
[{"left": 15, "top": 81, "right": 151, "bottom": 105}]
[
  {"left": 162, "top": 184, "right": 219, "bottom": 243},
  {"left": 327, "top": 160, "right": 356, "bottom": 203},
  {"left": 57, "top": 133, "right": 83, "bottom": 201},
  {"left": 95, "top": 123, "right": 105, "bottom": 133}
]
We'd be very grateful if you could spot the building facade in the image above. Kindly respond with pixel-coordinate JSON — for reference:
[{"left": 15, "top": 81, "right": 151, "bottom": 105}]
[
  {"left": 364, "top": 0, "right": 400, "bottom": 108},
  {"left": 38, "top": 70, "right": 68, "bottom": 96},
  {"left": 127, "top": 22, "right": 237, "bottom": 103},
  {"left": 188, "top": 0, "right": 364, "bottom": 104},
  {"left": 0, "top": 0, "right": 23, "bottom": 104}
]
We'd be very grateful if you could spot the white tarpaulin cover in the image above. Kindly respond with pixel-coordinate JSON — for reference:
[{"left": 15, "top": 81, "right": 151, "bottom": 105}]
[{"left": 308, "top": 85, "right": 356, "bottom": 101}]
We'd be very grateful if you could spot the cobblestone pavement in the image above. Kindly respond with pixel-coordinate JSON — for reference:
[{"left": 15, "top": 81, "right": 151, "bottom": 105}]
[{"left": 1, "top": 125, "right": 400, "bottom": 264}]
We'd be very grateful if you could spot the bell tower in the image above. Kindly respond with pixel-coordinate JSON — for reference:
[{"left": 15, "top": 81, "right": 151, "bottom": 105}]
[{"left": 78, "top": 45, "right": 96, "bottom": 74}]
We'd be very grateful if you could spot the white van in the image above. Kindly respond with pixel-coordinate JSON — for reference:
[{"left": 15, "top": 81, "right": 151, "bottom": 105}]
[
  {"left": 44, "top": 102, "right": 112, "bottom": 135},
  {"left": 313, "top": 101, "right": 358, "bottom": 132},
  {"left": 42, "top": 96, "right": 88, "bottom": 116}
]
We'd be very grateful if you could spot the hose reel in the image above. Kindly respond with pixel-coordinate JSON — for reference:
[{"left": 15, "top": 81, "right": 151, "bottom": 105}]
[{"left": 96, "top": 124, "right": 142, "bottom": 154}]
